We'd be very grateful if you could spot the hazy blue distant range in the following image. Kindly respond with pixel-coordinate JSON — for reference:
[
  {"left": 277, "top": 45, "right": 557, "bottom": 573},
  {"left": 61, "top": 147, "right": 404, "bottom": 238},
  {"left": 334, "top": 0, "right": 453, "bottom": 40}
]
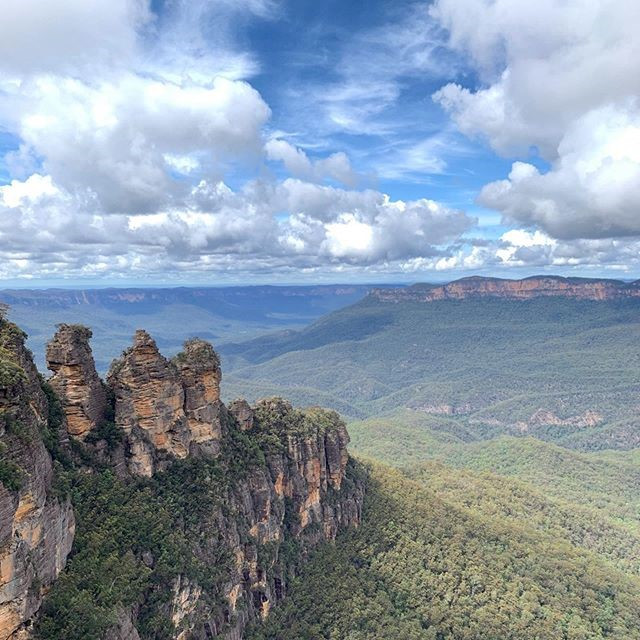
[{"left": 0, "top": 284, "right": 397, "bottom": 373}]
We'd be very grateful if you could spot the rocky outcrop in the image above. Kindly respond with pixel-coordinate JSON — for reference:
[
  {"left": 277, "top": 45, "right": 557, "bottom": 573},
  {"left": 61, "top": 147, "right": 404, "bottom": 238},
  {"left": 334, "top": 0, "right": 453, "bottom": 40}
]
[
  {"left": 166, "top": 399, "right": 363, "bottom": 639},
  {"left": 104, "top": 609, "right": 141, "bottom": 640},
  {"left": 467, "top": 408, "right": 604, "bottom": 436},
  {"left": 107, "top": 330, "right": 191, "bottom": 477},
  {"left": 528, "top": 408, "right": 603, "bottom": 428},
  {"left": 4, "top": 322, "right": 364, "bottom": 640},
  {"left": 73, "top": 395, "right": 362, "bottom": 640},
  {"left": 106, "top": 332, "right": 225, "bottom": 477},
  {"left": 0, "top": 319, "right": 74, "bottom": 640},
  {"left": 371, "top": 275, "right": 640, "bottom": 303},
  {"left": 173, "top": 339, "right": 223, "bottom": 457},
  {"left": 46, "top": 324, "right": 107, "bottom": 440},
  {"left": 416, "top": 403, "right": 474, "bottom": 416},
  {"left": 228, "top": 400, "right": 254, "bottom": 431}
]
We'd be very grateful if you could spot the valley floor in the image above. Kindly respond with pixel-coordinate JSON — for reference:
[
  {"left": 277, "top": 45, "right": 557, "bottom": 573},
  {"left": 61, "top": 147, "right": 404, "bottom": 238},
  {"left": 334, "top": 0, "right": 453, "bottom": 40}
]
[{"left": 248, "top": 457, "right": 640, "bottom": 640}]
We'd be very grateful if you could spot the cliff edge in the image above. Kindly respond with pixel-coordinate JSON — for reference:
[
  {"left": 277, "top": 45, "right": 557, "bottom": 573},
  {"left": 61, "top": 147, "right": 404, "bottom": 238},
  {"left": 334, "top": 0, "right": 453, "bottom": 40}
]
[
  {"left": 0, "top": 318, "right": 74, "bottom": 640},
  {"left": 371, "top": 275, "right": 640, "bottom": 302},
  {"left": 1, "top": 319, "right": 364, "bottom": 640}
]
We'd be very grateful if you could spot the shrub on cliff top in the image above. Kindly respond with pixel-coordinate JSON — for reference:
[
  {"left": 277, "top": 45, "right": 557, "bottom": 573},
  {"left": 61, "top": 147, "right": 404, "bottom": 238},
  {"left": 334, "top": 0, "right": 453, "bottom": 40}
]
[{"left": 172, "top": 337, "right": 220, "bottom": 369}]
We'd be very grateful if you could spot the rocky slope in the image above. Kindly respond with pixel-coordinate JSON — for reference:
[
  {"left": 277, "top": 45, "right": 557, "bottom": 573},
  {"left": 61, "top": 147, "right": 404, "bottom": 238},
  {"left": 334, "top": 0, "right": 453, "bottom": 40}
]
[
  {"left": 371, "top": 275, "right": 640, "bottom": 302},
  {"left": 0, "top": 318, "right": 364, "bottom": 640},
  {"left": 46, "top": 325, "right": 107, "bottom": 440},
  {"left": 0, "top": 319, "right": 74, "bottom": 640}
]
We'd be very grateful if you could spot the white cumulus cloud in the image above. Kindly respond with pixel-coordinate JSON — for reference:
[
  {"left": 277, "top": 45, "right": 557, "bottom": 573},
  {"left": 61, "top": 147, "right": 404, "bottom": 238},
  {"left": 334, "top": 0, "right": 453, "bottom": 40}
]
[
  {"left": 432, "top": 0, "right": 640, "bottom": 241},
  {"left": 5, "top": 74, "right": 270, "bottom": 213},
  {"left": 478, "top": 106, "right": 640, "bottom": 238},
  {"left": 0, "top": 0, "right": 151, "bottom": 76},
  {"left": 265, "top": 139, "right": 358, "bottom": 186},
  {"left": 0, "top": 173, "right": 476, "bottom": 278}
]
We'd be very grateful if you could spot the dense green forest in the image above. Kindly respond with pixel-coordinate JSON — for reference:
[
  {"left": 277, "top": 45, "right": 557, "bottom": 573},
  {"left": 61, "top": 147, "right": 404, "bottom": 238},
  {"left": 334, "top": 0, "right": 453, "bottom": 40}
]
[
  {"left": 196, "top": 294, "right": 640, "bottom": 637},
  {"left": 348, "top": 416, "right": 640, "bottom": 524},
  {"left": 243, "top": 377, "right": 640, "bottom": 639},
  {"left": 248, "top": 462, "right": 640, "bottom": 640},
  {"left": 222, "top": 296, "right": 640, "bottom": 451}
]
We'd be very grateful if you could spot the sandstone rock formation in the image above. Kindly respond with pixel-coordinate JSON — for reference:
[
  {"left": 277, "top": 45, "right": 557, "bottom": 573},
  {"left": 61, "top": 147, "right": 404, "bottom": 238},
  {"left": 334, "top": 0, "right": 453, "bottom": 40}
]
[
  {"left": 0, "top": 320, "right": 74, "bottom": 640},
  {"left": 107, "top": 330, "right": 191, "bottom": 476},
  {"left": 172, "top": 339, "right": 223, "bottom": 456},
  {"left": 106, "top": 332, "right": 225, "bottom": 476},
  {"left": 229, "top": 399, "right": 254, "bottom": 431},
  {"left": 165, "top": 399, "right": 363, "bottom": 639},
  {"left": 371, "top": 275, "right": 640, "bottom": 303},
  {"left": 46, "top": 324, "right": 107, "bottom": 440},
  {"left": 2, "top": 323, "right": 364, "bottom": 639}
]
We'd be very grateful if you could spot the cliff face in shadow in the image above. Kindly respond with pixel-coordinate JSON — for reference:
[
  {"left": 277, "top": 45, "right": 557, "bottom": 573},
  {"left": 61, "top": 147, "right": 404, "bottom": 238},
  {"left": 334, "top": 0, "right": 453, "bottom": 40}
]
[
  {"left": 1, "top": 320, "right": 364, "bottom": 640},
  {"left": 0, "top": 320, "right": 74, "bottom": 640}
]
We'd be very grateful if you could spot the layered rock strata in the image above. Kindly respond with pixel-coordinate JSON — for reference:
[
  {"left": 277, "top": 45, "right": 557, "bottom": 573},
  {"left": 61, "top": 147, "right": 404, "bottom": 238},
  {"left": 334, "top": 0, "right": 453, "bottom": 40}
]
[
  {"left": 371, "top": 275, "right": 640, "bottom": 302},
  {"left": 46, "top": 324, "right": 107, "bottom": 440},
  {"left": 104, "top": 331, "right": 224, "bottom": 476},
  {"left": 173, "top": 339, "right": 223, "bottom": 457},
  {"left": 0, "top": 320, "right": 74, "bottom": 640},
  {"left": 2, "top": 323, "right": 363, "bottom": 639},
  {"left": 166, "top": 399, "right": 363, "bottom": 639},
  {"left": 45, "top": 328, "right": 226, "bottom": 477}
]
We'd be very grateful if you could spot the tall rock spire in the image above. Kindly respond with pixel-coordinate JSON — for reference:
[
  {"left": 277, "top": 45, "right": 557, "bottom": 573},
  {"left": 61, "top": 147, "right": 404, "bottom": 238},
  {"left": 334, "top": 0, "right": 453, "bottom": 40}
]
[
  {"left": 46, "top": 324, "right": 107, "bottom": 440},
  {"left": 107, "top": 332, "right": 225, "bottom": 476},
  {"left": 173, "top": 338, "right": 223, "bottom": 456},
  {"left": 107, "top": 330, "right": 191, "bottom": 477}
]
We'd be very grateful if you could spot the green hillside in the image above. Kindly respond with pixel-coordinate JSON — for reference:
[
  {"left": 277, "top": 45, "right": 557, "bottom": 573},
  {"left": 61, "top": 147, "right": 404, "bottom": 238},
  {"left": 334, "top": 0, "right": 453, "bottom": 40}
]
[
  {"left": 242, "top": 367, "right": 640, "bottom": 640},
  {"left": 222, "top": 296, "right": 640, "bottom": 449},
  {"left": 248, "top": 462, "right": 640, "bottom": 640},
  {"left": 348, "top": 413, "right": 640, "bottom": 523}
]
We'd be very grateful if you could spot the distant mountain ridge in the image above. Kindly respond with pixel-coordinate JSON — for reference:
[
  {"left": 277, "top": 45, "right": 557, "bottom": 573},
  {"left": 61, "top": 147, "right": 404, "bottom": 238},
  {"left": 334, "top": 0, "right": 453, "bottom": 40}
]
[
  {"left": 371, "top": 275, "right": 640, "bottom": 302},
  {"left": 0, "top": 284, "right": 383, "bottom": 316},
  {"left": 0, "top": 284, "right": 396, "bottom": 373},
  {"left": 221, "top": 278, "right": 640, "bottom": 449}
]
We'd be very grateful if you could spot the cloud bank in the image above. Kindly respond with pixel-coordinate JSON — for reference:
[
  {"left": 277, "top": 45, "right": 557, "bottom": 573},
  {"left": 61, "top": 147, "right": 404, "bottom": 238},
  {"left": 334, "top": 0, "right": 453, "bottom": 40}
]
[
  {"left": 0, "top": 0, "right": 478, "bottom": 281},
  {"left": 432, "top": 0, "right": 640, "bottom": 241},
  {"left": 0, "top": 0, "right": 639, "bottom": 282}
]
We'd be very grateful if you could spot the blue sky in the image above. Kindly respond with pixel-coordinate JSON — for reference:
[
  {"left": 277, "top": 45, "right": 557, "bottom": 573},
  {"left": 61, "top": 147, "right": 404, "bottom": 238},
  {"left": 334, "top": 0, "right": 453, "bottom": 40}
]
[
  {"left": 235, "top": 0, "right": 513, "bottom": 220},
  {"left": 0, "top": 0, "right": 638, "bottom": 285}
]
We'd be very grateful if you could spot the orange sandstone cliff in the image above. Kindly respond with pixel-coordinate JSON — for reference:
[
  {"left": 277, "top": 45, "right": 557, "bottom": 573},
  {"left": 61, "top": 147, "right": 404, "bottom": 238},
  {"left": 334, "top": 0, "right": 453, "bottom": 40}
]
[
  {"left": 0, "top": 318, "right": 363, "bottom": 640},
  {"left": 0, "top": 322, "right": 74, "bottom": 640},
  {"left": 371, "top": 275, "right": 640, "bottom": 303}
]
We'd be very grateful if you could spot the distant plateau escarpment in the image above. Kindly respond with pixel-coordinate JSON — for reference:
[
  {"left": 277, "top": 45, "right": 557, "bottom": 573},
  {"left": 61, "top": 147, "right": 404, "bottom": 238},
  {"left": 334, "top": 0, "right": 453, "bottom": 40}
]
[{"left": 371, "top": 275, "right": 640, "bottom": 302}]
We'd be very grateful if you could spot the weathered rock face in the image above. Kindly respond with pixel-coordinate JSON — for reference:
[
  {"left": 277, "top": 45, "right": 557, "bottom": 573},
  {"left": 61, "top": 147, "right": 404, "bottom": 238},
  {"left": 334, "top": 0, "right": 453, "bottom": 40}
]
[
  {"left": 3, "top": 323, "right": 364, "bottom": 640},
  {"left": 173, "top": 339, "right": 223, "bottom": 457},
  {"left": 107, "top": 332, "right": 226, "bottom": 476},
  {"left": 166, "top": 400, "right": 363, "bottom": 640},
  {"left": 104, "top": 609, "right": 141, "bottom": 640},
  {"left": 46, "top": 324, "right": 107, "bottom": 440},
  {"left": 229, "top": 400, "right": 254, "bottom": 431},
  {"left": 60, "top": 394, "right": 363, "bottom": 640},
  {"left": 371, "top": 275, "right": 640, "bottom": 303},
  {"left": 0, "top": 320, "right": 75, "bottom": 640},
  {"left": 107, "top": 330, "right": 191, "bottom": 477}
]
